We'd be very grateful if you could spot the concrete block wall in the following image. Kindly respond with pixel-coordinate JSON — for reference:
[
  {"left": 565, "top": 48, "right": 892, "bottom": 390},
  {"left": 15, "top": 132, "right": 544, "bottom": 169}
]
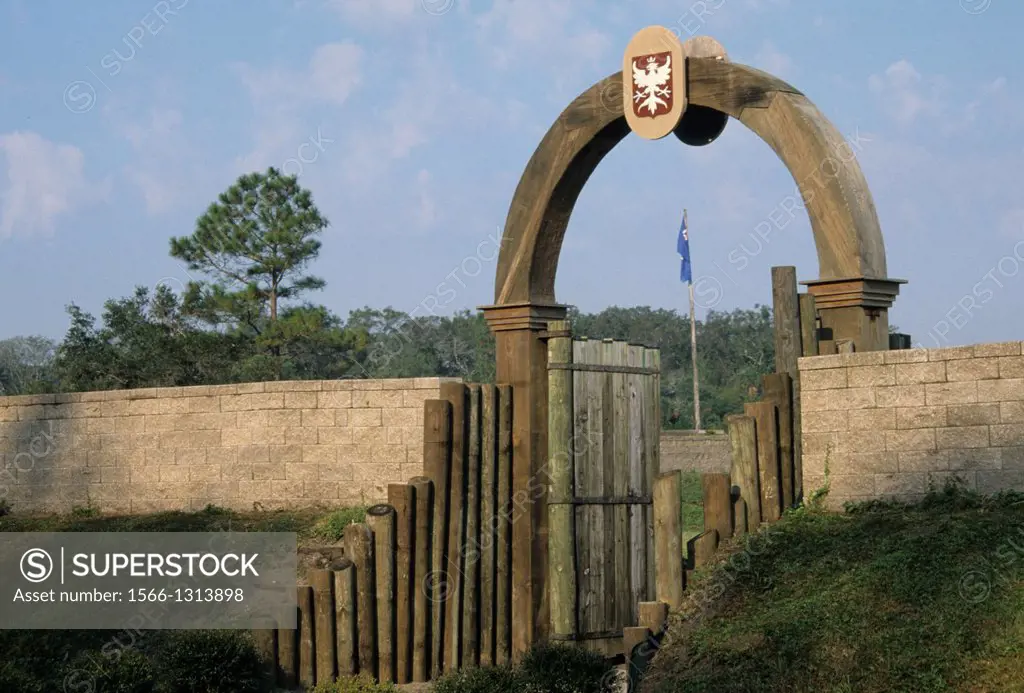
[
  {"left": 799, "top": 341, "right": 1024, "bottom": 508},
  {"left": 0, "top": 378, "right": 457, "bottom": 514},
  {"left": 659, "top": 430, "right": 731, "bottom": 474}
]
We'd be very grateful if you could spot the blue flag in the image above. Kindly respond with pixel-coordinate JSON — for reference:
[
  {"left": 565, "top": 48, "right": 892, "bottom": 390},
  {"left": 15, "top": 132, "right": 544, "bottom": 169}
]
[{"left": 677, "top": 214, "right": 692, "bottom": 284}]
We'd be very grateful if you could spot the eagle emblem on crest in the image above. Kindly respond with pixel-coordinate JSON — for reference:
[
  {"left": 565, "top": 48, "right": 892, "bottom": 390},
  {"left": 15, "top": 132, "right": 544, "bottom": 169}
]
[{"left": 631, "top": 51, "right": 673, "bottom": 118}]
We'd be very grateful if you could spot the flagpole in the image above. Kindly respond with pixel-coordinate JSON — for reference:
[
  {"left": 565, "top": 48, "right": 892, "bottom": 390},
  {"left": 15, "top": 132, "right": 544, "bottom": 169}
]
[{"left": 685, "top": 209, "right": 703, "bottom": 433}]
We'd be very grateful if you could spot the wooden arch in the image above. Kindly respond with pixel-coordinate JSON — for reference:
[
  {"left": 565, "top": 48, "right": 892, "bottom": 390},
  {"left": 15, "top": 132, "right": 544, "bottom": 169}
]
[
  {"left": 493, "top": 57, "right": 896, "bottom": 309},
  {"left": 480, "top": 57, "right": 903, "bottom": 658}
]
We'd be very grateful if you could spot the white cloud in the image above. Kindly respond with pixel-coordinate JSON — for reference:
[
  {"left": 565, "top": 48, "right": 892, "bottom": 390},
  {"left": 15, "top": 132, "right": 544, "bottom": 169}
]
[
  {"left": 868, "top": 59, "right": 946, "bottom": 125},
  {"left": 233, "top": 41, "right": 363, "bottom": 173},
  {"left": 325, "top": 0, "right": 420, "bottom": 23},
  {"left": 475, "top": 0, "right": 610, "bottom": 78},
  {"left": 119, "top": 108, "right": 198, "bottom": 215},
  {"left": 0, "top": 131, "right": 107, "bottom": 240}
]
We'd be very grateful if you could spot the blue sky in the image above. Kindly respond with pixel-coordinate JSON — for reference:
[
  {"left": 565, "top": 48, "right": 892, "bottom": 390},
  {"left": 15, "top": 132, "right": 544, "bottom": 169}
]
[{"left": 1, "top": 0, "right": 1022, "bottom": 349}]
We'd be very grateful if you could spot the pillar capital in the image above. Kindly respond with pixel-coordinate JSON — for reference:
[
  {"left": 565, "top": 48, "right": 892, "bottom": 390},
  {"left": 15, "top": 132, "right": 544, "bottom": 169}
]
[
  {"left": 479, "top": 301, "right": 568, "bottom": 333},
  {"left": 800, "top": 277, "right": 906, "bottom": 312}
]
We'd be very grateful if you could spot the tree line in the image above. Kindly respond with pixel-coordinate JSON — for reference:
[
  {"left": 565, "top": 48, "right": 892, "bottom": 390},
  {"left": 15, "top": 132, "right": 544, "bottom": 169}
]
[{"left": 0, "top": 169, "right": 774, "bottom": 430}]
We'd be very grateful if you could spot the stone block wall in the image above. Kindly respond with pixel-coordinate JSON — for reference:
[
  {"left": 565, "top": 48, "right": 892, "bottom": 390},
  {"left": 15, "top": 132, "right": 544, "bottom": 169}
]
[
  {"left": 659, "top": 430, "right": 731, "bottom": 474},
  {"left": 0, "top": 378, "right": 458, "bottom": 514},
  {"left": 799, "top": 341, "right": 1024, "bottom": 508}
]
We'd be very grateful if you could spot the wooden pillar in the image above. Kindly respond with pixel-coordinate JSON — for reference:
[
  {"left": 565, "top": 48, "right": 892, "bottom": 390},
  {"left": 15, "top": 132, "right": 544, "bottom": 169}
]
[
  {"left": 422, "top": 400, "right": 451, "bottom": 677},
  {"left": 481, "top": 301, "right": 568, "bottom": 659},
  {"left": 408, "top": 477, "right": 433, "bottom": 682},
  {"left": 334, "top": 559, "right": 357, "bottom": 678},
  {"left": 701, "top": 472, "right": 732, "bottom": 541},
  {"left": 387, "top": 484, "right": 415, "bottom": 684},
  {"left": 762, "top": 373, "right": 794, "bottom": 511},
  {"left": 546, "top": 319, "right": 576, "bottom": 640},
  {"left": 744, "top": 402, "right": 781, "bottom": 523},
  {"left": 801, "top": 277, "right": 906, "bottom": 352},
  {"left": 652, "top": 471, "right": 684, "bottom": 609},
  {"left": 771, "top": 267, "right": 801, "bottom": 377},
  {"left": 479, "top": 384, "right": 498, "bottom": 668},
  {"left": 495, "top": 384, "right": 514, "bottom": 666},
  {"left": 344, "top": 523, "right": 377, "bottom": 678},
  {"left": 297, "top": 585, "right": 315, "bottom": 688},
  {"left": 310, "top": 569, "right": 337, "bottom": 685},
  {"left": 726, "top": 415, "right": 759, "bottom": 527},
  {"left": 367, "top": 504, "right": 396, "bottom": 683},
  {"left": 772, "top": 267, "right": 800, "bottom": 511},
  {"left": 799, "top": 293, "right": 818, "bottom": 358},
  {"left": 277, "top": 617, "right": 298, "bottom": 688},
  {"left": 440, "top": 382, "right": 468, "bottom": 672}
]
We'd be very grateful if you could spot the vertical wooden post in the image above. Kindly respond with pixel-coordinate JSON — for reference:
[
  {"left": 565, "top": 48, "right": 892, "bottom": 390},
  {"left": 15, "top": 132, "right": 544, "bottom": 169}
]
[
  {"left": 479, "top": 384, "right": 498, "bottom": 667},
  {"left": 344, "top": 522, "right": 376, "bottom": 678},
  {"left": 744, "top": 402, "right": 781, "bottom": 523},
  {"left": 409, "top": 477, "right": 433, "bottom": 682},
  {"left": 799, "top": 293, "right": 818, "bottom": 357},
  {"left": 367, "top": 504, "right": 396, "bottom": 683},
  {"left": 277, "top": 616, "right": 298, "bottom": 688},
  {"left": 727, "top": 415, "right": 760, "bottom": 528},
  {"left": 440, "top": 382, "right": 468, "bottom": 672},
  {"left": 462, "top": 384, "right": 482, "bottom": 668},
  {"left": 652, "top": 471, "right": 683, "bottom": 609},
  {"left": 252, "top": 627, "right": 277, "bottom": 685},
  {"left": 701, "top": 472, "right": 732, "bottom": 541},
  {"left": 687, "top": 529, "right": 719, "bottom": 569},
  {"left": 772, "top": 266, "right": 802, "bottom": 376},
  {"left": 797, "top": 292, "right": 816, "bottom": 504},
  {"left": 310, "top": 569, "right": 336, "bottom": 685},
  {"left": 772, "top": 267, "right": 801, "bottom": 509},
  {"left": 334, "top": 559, "right": 357, "bottom": 678},
  {"left": 546, "top": 320, "right": 576, "bottom": 639},
  {"left": 388, "top": 484, "right": 415, "bottom": 684},
  {"left": 623, "top": 626, "right": 654, "bottom": 693},
  {"left": 637, "top": 601, "right": 669, "bottom": 634},
  {"left": 732, "top": 497, "right": 748, "bottom": 537},
  {"left": 599, "top": 339, "right": 616, "bottom": 630},
  {"left": 297, "top": 585, "right": 316, "bottom": 688},
  {"left": 610, "top": 340, "right": 631, "bottom": 628},
  {"left": 423, "top": 399, "right": 451, "bottom": 677},
  {"left": 494, "top": 384, "right": 513, "bottom": 666},
  {"left": 762, "top": 373, "right": 794, "bottom": 510}
]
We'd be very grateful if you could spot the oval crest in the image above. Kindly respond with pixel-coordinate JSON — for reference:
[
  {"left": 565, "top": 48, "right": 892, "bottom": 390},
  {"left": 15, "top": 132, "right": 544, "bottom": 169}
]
[{"left": 622, "top": 26, "right": 686, "bottom": 140}]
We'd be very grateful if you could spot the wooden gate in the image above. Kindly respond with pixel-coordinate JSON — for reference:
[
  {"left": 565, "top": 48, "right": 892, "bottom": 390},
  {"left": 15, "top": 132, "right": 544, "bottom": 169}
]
[{"left": 546, "top": 320, "right": 661, "bottom": 652}]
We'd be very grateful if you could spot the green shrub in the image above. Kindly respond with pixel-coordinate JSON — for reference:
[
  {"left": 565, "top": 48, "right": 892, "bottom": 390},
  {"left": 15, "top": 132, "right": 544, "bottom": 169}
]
[
  {"left": 152, "top": 631, "right": 270, "bottom": 693},
  {"left": 433, "top": 663, "right": 519, "bottom": 693},
  {"left": 518, "top": 642, "right": 616, "bottom": 693},
  {"left": 312, "top": 506, "right": 369, "bottom": 541},
  {"left": 66, "top": 649, "right": 156, "bottom": 693},
  {"left": 0, "top": 498, "right": 10, "bottom": 516},
  {"left": 310, "top": 673, "right": 399, "bottom": 692}
]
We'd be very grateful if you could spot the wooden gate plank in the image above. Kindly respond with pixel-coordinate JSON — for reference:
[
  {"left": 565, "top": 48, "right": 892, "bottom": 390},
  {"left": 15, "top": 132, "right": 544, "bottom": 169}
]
[
  {"left": 547, "top": 321, "right": 576, "bottom": 639},
  {"left": 609, "top": 340, "right": 632, "bottom": 629},
  {"left": 642, "top": 347, "right": 659, "bottom": 601},
  {"left": 626, "top": 344, "right": 647, "bottom": 614}
]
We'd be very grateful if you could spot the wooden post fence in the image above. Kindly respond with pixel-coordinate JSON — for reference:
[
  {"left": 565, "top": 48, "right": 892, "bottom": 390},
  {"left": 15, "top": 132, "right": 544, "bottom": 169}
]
[{"left": 653, "top": 471, "right": 684, "bottom": 609}]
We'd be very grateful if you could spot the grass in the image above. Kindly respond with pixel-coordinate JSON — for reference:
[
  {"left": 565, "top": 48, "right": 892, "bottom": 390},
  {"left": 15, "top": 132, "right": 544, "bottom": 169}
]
[
  {"left": 0, "top": 502, "right": 366, "bottom": 548},
  {"left": 641, "top": 482, "right": 1024, "bottom": 693}
]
